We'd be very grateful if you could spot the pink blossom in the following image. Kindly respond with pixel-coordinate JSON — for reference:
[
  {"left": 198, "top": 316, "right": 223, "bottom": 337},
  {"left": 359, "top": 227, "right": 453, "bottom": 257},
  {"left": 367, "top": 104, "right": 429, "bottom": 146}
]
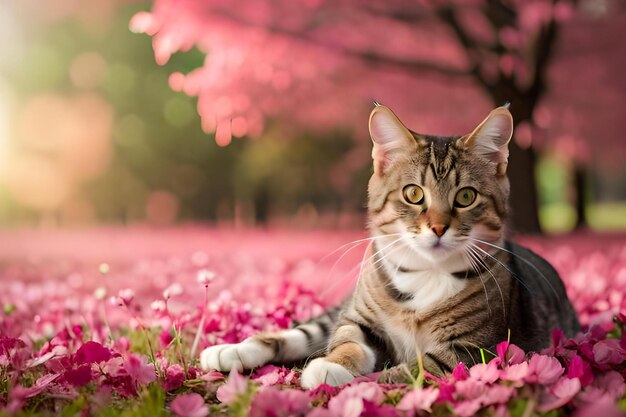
[
  {"left": 454, "top": 399, "right": 483, "bottom": 417},
  {"left": 397, "top": 387, "right": 439, "bottom": 413},
  {"left": 249, "top": 387, "right": 311, "bottom": 417},
  {"left": 252, "top": 365, "right": 299, "bottom": 386},
  {"left": 199, "top": 370, "right": 225, "bottom": 382},
  {"left": 124, "top": 354, "right": 156, "bottom": 385},
  {"left": 170, "top": 393, "right": 209, "bottom": 417},
  {"left": 527, "top": 354, "right": 564, "bottom": 384},
  {"left": 469, "top": 360, "right": 500, "bottom": 384},
  {"left": 593, "top": 339, "right": 626, "bottom": 366},
  {"left": 327, "top": 382, "right": 384, "bottom": 417},
  {"left": 500, "top": 362, "right": 529, "bottom": 383},
  {"left": 216, "top": 369, "right": 248, "bottom": 404},
  {"left": 118, "top": 288, "right": 135, "bottom": 305},
  {"left": 537, "top": 376, "right": 581, "bottom": 412},
  {"left": 164, "top": 364, "right": 186, "bottom": 391}
]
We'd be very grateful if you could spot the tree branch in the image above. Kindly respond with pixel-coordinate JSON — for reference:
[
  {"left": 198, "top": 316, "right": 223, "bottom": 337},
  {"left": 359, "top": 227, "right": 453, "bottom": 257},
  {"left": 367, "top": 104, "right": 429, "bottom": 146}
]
[{"left": 210, "top": 8, "right": 473, "bottom": 78}]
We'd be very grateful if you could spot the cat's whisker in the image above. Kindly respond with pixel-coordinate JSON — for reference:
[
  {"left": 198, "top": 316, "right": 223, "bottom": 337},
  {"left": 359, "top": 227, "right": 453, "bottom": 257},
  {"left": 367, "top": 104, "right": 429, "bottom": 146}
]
[
  {"left": 320, "top": 234, "right": 403, "bottom": 297},
  {"left": 471, "top": 238, "right": 558, "bottom": 297},
  {"left": 319, "top": 241, "right": 374, "bottom": 298},
  {"left": 468, "top": 242, "right": 533, "bottom": 294},
  {"left": 462, "top": 248, "right": 492, "bottom": 316},
  {"left": 466, "top": 246, "right": 506, "bottom": 318}
]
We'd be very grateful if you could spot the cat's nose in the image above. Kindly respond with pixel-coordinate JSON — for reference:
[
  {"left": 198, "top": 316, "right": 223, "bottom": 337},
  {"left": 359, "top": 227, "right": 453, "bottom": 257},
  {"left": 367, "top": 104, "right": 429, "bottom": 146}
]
[{"left": 431, "top": 224, "right": 448, "bottom": 238}]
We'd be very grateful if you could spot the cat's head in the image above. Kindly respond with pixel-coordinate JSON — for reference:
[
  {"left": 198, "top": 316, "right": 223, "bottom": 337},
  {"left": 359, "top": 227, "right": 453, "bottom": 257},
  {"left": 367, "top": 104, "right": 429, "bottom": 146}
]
[{"left": 367, "top": 104, "right": 513, "bottom": 271}]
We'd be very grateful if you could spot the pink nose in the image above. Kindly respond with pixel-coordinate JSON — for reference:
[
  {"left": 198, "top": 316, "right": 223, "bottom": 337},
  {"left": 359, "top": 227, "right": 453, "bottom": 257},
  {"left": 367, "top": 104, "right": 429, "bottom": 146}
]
[{"left": 431, "top": 224, "right": 448, "bottom": 238}]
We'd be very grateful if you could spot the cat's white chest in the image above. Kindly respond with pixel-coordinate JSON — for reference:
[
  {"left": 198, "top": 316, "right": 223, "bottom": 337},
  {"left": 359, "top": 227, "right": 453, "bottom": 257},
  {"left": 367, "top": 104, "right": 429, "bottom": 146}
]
[{"left": 390, "top": 269, "right": 467, "bottom": 313}]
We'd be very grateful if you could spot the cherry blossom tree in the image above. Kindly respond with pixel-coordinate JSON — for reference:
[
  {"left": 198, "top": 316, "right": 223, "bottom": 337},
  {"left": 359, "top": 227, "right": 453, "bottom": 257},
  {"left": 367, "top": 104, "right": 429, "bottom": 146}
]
[{"left": 131, "top": 0, "right": 624, "bottom": 232}]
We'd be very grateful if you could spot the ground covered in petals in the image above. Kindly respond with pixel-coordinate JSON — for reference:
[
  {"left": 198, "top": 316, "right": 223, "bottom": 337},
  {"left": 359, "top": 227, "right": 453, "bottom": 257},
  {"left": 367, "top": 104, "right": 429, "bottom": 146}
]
[{"left": 0, "top": 228, "right": 625, "bottom": 416}]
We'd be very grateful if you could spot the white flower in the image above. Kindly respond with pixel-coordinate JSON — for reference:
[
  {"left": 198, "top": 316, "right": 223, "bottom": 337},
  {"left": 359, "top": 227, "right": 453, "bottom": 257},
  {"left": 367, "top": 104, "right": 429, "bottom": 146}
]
[
  {"left": 94, "top": 287, "right": 107, "bottom": 300},
  {"left": 197, "top": 269, "right": 216, "bottom": 285},
  {"left": 163, "top": 283, "right": 183, "bottom": 299}
]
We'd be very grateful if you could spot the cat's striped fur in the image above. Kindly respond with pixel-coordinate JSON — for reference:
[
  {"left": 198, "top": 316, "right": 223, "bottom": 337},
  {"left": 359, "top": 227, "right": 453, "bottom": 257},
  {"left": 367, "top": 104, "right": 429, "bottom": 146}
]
[{"left": 200, "top": 104, "right": 580, "bottom": 388}]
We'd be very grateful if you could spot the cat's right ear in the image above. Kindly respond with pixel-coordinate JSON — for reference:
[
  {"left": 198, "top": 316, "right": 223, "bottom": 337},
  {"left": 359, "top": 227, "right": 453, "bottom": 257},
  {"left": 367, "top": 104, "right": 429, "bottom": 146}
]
[{"left": 369, "top": 104, "right": 415, "bottom": 176}]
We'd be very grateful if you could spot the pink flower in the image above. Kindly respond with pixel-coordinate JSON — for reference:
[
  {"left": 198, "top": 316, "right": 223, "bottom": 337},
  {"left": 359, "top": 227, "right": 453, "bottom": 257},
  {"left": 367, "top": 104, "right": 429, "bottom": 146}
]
[
  {"left": 593, "top": 339, "right": 626, "bottom": 366},
  {"left": 164, "top": 364, "right": 186, "bottom": 391},
  {"left": 252, "top": 365, "right": 298, "bottom": 386},
  {"left": 454, "top": 399, "right": 482, "bottom": 417},
  {"left": 327, "top": 382, "right": 383, "bottom": 417},
  {"left": 469, "top": 360, "right": 500, "bottom": 384},
  {"left": 216, "top": 369, "right": 248, "bottom": 404},
  {"left": 537, "top": 376, "right": 581, "bottom": 412},
  {"left": 249, "top": 387, "right": 310, "bottom": 417},
  {"left": 397, "top": 387, "right": 439, "bottom": 413},
  {"left": 199, "top": 370, "right": 225, "bottom": 382},
  {"left": 118, "top": 288, "right": 135, "bottom": 305},
  {"left": 500, "top": 362, "right": 529, "bottom": 383},
  {"left": 527, "top": 354, "right": 563, "bottom": 384},
  {"left": 124, "top": 354, "right": 156, "bottom": 385},
  {"left": 170, "top": 393, "right": 209, "bottom": 417}
]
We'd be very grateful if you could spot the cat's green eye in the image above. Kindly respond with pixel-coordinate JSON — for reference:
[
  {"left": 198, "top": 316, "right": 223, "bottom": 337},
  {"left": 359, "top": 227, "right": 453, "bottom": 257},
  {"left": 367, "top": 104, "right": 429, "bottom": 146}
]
[
  {"left": 454, "top": 187, "right": 477, "bottom": 208},
  {"left": 402, "top": 185, "right": 424, "bottom": 205}
]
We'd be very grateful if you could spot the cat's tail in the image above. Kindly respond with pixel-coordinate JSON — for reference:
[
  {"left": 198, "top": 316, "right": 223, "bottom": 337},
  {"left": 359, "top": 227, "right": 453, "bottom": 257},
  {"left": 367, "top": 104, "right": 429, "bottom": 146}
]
[{"left": 199, "top": 304, "right": 342, "bottom": 372}]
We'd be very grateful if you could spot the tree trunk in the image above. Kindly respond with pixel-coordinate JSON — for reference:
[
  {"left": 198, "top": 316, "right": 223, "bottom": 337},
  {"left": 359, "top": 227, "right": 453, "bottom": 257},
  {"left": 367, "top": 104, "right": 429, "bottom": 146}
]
[
  {"left": 573, "top": 164, "right": 587, "bottom": 229},
  {"left": 506, "top": 141, "right": 542, "bottom": 234}
]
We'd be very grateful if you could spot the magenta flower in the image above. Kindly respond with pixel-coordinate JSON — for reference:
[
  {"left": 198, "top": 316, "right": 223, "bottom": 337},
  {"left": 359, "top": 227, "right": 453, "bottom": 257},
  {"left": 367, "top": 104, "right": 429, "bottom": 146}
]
[
  {"left": 527, "top": 354, "right": 564, "bottom": 384},
  {"left": 124, "top": 354, "right": 156, "bottom": 385},
  {"left": 216, "top": 369, "right": 248, "bottom": 404},
  {"left": 397, "top": 387, "right": 439, "bottom": 413},
  {"left": 451, "top": 362, "right": 468, "bottom": 381},
  {"left": 164, "top": 364, "right": 186, "bottom": 391},
  {"left": 170, "top": 393, "right": 209, "bottom": 417},
  {"left": 61, "top": 364, "right": 93, "bottom": 387},
  {"left": 74, "top": 341, "right": 112, "bottom": 365}
]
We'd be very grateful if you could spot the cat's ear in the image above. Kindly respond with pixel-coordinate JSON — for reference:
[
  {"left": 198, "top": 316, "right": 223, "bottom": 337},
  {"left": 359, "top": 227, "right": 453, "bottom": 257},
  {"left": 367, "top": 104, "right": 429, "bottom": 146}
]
[
  {"left": 369, "top": 104, "right": 415, "bottom": 175},
  {"left": 462, "top": 106, "right": 513, "bottom": 170}
]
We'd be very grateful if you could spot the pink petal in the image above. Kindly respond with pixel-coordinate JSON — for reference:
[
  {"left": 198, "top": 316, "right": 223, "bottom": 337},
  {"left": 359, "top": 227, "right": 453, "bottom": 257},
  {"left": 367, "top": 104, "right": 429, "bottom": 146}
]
[
  {"left": 216, "top": 369, "right": 248, "bottom": 405},
  {"left": 397, "top": 387, "right": 439, "bottom": 413},
  {"left": 171, "top": 393, "right": 209, "bottom": 417}
]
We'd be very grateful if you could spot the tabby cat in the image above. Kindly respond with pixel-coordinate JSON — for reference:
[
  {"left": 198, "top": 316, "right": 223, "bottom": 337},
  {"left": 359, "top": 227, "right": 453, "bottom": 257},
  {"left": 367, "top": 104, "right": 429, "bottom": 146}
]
[{"left": 200, "top": 104, "right": 580, "bottom": 388}]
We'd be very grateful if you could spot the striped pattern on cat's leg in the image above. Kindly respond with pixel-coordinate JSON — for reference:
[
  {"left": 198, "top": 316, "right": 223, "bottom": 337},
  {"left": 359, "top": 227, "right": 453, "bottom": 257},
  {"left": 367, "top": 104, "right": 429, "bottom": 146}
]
[
  {"left": 300, "top": 324, "right": 376, "bottom": 388},
  {"left": 199, "top": 313, "right": 334, "bottom": 372}
]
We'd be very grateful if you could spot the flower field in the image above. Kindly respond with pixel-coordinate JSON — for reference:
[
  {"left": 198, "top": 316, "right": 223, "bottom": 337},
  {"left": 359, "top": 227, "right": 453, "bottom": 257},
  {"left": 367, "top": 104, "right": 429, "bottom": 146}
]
[{"left": 0, "top": 227, "right": 625, "bottom": 416}]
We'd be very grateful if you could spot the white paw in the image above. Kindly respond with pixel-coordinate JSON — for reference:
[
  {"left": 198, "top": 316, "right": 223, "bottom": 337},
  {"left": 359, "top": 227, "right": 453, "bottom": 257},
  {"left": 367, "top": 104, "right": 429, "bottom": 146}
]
[
  {"left": 199, "top": 341, "right": 274, "bottom": 372},
  {"left": 300, "top": 358, "right": 354, "bottom": 389}
]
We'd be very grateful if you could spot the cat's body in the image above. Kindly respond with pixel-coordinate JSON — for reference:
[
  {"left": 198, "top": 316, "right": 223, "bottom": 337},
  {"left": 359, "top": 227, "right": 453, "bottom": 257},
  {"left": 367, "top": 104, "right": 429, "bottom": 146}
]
[{"left": 200, "top": 104, "right": 580, "bottom": 388}]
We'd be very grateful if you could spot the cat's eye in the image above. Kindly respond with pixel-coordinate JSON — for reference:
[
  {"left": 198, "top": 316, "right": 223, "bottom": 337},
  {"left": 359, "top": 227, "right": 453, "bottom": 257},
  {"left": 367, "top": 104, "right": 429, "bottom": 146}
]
[
  {"left": 454, "top": 187, "right": 477, "bottom": 208},
  {"left": 402, "top": 185, "right": 424, "bottom": 205}
]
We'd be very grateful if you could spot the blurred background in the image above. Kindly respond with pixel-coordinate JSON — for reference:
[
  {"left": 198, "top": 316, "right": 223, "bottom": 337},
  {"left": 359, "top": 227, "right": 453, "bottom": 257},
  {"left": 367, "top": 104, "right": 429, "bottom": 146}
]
[{"left": 0, "top": 0, "right": 625, "bottom": 235}]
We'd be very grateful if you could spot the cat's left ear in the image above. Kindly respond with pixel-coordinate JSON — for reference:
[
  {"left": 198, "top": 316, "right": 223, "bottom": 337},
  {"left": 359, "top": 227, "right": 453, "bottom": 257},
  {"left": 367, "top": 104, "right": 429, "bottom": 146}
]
[{"left": 461, "top": 106, "right": 513, "bottom": 172}]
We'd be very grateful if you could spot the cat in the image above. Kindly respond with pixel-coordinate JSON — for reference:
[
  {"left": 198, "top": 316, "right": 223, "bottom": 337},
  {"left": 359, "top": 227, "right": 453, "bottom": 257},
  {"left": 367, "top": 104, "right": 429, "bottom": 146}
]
[{"left": 200, "top": 103, "right": 580, "bottom": 388}]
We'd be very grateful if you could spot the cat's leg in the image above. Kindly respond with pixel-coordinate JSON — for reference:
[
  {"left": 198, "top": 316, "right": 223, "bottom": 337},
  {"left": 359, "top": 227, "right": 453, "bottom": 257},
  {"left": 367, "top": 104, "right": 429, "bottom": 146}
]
[
  {"left": 300, "top": 324, "right": 377, "bottom": 388},
  {"left": 200, "top": 314, "right": 334, "bottom": 372}
]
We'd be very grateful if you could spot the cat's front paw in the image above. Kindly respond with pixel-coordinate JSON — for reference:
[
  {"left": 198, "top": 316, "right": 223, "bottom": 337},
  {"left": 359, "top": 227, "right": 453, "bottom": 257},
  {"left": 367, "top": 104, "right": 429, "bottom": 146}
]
[
  {"left": 200, "top": 341, "right": 274, "bottom": 372},
  {"left": 300, "top": 358, "right": 355, "bottom": 389}
]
